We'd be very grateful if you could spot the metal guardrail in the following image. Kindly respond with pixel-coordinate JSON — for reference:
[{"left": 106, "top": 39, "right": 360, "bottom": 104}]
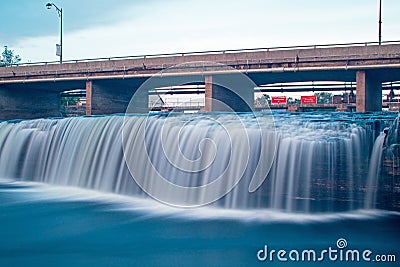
[
  {"left": 259, "top": 81, "right": 400, "bottom": 89},
  {"left": 11, "top": 40, "right": 400, "bottom": 67}
]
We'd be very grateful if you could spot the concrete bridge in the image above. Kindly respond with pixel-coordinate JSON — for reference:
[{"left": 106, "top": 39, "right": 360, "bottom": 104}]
[{"left": 0, "top": 41, "right": 400, "bottom": 120}]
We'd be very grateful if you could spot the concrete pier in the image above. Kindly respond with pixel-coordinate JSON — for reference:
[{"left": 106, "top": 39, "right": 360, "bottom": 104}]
[
  {"left": 204, "top": 75, "right": 254, "bottom": 112},
  {"left": 356, "top": 71, "right": 382, "bottom": 112},
  {"left": 86, "top": 80, "right": 148, "bottom": 115}
]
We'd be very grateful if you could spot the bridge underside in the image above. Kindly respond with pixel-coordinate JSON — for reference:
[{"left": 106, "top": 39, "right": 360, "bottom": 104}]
[
  {"left": 0, "top": 78, "right": 150, "bottom": 120},
  {"left": 204, "top": 75, "right": 254, "bottom": 112},
  {"left": 0, "top": 67, "right": 399, "bottom": 120},
  {"left": 0, "top": 43, "right": 399, "bottom": 119},
  {"left": 0, "top": 88, "right": 61, "bottom": 120},
  {"left": 0, "top": 81, "right": 85, "bottom": 120},
  {"left": 247, "top": 68, "right": 400, "bottom": 85},
  {"left": 86, "top": 78, "right": 148, "bottom": 115},
  {"left": 248, "top": 68, "right": 400, "bottom": 112}
]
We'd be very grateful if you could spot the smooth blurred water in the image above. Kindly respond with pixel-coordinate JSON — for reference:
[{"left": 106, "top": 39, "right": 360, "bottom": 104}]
[
  {"left": 0, "top": 180, "right": 399, "bottom": 267},
  {"left": 0, "top": 112, "right": 399, "bottom": 266},
  {"left": 0, "top": 112, "right": 396, "bottom": 211}
]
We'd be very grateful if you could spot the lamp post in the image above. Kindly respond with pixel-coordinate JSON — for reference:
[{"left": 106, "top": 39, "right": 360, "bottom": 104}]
[
  {"left": 378, "top": 0, "right": 382, "bottom": 45},
  {"left": 46, "top": 2, "right": 63, "bottom": 63}
]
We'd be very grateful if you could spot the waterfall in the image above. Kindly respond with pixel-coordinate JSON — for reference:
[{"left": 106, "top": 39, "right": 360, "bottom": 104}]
[
  {"left": 0, "top": 113, "right": 394, "bottom": 212},
  {"left": 364, "top": 132, "right": 386, "bottom": 209}
]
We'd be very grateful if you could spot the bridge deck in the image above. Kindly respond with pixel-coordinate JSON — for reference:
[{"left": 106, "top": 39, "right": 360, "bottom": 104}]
[{"left": 1, "top": 41, "right": 400, "bottom": 84}]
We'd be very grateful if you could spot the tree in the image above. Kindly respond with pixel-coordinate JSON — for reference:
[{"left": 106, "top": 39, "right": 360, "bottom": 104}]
[
  {"left": 263, "top": 94, "right": 271, "bottom": 104},
  {"left": 62, "top": 96, "right": 79, "bottom": 107},
  {"left": 314, "top": 92, "right": 333, "bottom": 104},
  {"left": 255, "top": 94, "right": 270, "bottom": 107},
  {"left": 1, "top": 46, "right": 21, "bottom": 66},
  {"left": 287, "top": 97, "right": 301, "bottom": 104}
]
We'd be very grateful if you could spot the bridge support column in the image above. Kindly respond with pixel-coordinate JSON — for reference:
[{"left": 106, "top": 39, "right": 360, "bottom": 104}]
[
  {"left": 0, "top": 88, "right": 61, "bottom": 120},
  {"left": 356, "top": 71, "right": 382, "bottom": 112},
  {"left": 85, "top": 80, "right": 148, "bottom": 115},
  {"left": 204, "top": 75, "right": 254, "bottom": 112},
  {"left": 86, "top": 81, "right": 92, "bottom": 115}
]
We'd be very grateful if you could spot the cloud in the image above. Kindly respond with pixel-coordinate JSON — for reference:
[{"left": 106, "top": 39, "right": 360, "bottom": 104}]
[{"left": 10, "top": 0, "right": 400, "bottom": 63}]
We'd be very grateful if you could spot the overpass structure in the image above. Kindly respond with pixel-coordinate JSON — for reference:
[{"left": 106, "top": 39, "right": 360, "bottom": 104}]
[{"left": 0, "top": 41, "right": 400, "bottom": 120}]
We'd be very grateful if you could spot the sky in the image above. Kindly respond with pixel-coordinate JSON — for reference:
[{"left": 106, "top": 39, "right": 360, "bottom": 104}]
[{"left": 1, "top": 0, "right": 399, "bottom": 64}]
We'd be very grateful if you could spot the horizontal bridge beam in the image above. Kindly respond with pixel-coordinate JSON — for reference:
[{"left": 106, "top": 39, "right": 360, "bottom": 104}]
[
  {"left": 1, "top": 43, "right": 400, "bottom": 85},
  {"left": 1, "top": 63, "right": 400, "bottom": 85}
]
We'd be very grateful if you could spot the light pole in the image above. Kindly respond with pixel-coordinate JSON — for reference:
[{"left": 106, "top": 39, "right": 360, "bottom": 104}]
[
  {"left": 46, "top": 2, "right": 63, "bottom": 63},
  {"left": 378, "top": 0, "right": 382, "bottom": 45}
]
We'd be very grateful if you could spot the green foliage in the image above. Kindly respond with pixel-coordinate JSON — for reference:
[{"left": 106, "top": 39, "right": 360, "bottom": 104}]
[
  {"left": 314, "top": 92, "right": 333, "bottom": 104},
  {"left": 62, "top": 97, "right": 79, "bottom": 107},
  {"left": 263, "top": 94, "right": 271, "bottom": 102},
  {"left": 255, "top": 94, "right": 271, "bottom": 106},
  {"left": 287, "top": 97, "right": 301, "bottom": 104},
  {"left": 1, "top": 46, "right": 21, "bottom": 66}
]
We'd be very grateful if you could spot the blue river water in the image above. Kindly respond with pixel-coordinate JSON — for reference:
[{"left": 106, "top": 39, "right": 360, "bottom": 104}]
[
  {"left": 0, "top": 112, "right": 399, "bottom": 266},
  {"left": 0, "top": 180, "right": 399, "bottom": 267}
]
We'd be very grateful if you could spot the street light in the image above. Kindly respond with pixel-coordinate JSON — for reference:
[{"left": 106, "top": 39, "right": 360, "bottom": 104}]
[
  {"left": 46, "top": 2, "right": 63, "bottom": 63},
  {"left": 378, "top": 0, "right": 382, "bottom": 45}
]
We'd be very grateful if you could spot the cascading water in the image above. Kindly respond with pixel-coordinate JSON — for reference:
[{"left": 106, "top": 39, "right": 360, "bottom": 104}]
[
  {"left": 365, "top": 132, "right": 386, "bottom": 209},
  {"left": 0, "top": 112, "right": 396, "bottom": 212}
]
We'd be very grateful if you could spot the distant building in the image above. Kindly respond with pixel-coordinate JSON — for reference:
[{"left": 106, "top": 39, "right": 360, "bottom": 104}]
[{"left": 332, "top": 95, "right": 342, "bottom": 104}]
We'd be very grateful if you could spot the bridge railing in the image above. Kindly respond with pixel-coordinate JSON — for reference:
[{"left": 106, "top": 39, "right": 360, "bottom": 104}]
[{"left": 12, "top": 40, "right": 400, "bottom": 67}]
